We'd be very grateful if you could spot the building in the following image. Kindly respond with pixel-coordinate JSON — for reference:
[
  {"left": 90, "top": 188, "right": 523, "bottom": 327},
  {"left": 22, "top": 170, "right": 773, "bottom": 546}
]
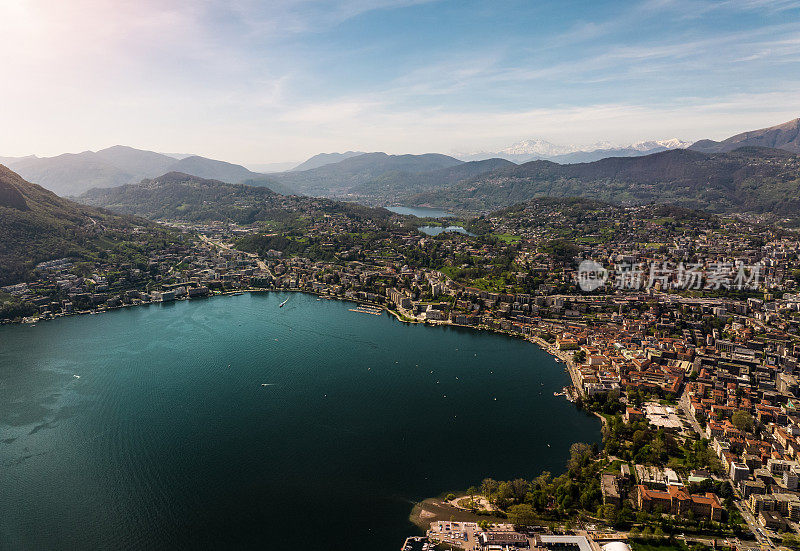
[
  {"left": 730, "top": 462, "right": 750, "bottom": 484},
  {"left": 783, "top": 470, "right": 799, "bottom": 491},
  {"left": 536, "top": 535, "right": 593, "bottom": 551},
  {"left": 759, "top": 510, "right": 787, "bottom": 531},
  {"left": 479, "top": 531, "right": 529, "bottom": 549},
  {"left": 625, "top": 407, "right": 645, "bottom": 423},
  {"left": 601, "top": 473, "right": 622, "bottom": 507},
  {"left": 767, "top": 458, "right": 797, "bottom": 476},
  {"left": 636, "top": 485, "right": 723, "bottom": 521}
]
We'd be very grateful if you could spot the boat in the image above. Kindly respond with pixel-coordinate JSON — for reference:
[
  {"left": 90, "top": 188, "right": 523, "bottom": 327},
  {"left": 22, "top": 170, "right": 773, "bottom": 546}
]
[
  {"left": 279, "top": 298, "right": 289, "bottom": 308},
  {"left": 73, "top": 375, "right": 80, "bottom": 379}
]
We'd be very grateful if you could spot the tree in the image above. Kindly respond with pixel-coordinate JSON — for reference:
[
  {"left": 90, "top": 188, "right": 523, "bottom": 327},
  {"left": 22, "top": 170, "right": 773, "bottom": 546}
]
[
  {"left": 510, "top": 478, "right": 530, "bottom": 502},
  {"left": 568, "top": 442, "right": 592, "bottom": 474},
  {"left": 496, "top": 482, "right": 513, "bottom": 509},
  {"left": 481, "top": 478, "right": 499, "bottom": 498},
  {"left": 530, "top": 472, "right": 552, "bottom": 511},
  {"left": 651, "top": 435, "right": 666, "bottom": 464},
  {"left": 783, "top": 533, "right": 800, "bottom": 549},
  {"left": 732, "top": 410, "right": 754, "bottom": 433},
  {"left": 508, "top": 503, "right": 537, "bottom": 526},
  {"left": 467, "top": 486, "right": 479, "bottom": 511},
  {"left": 602, "top": 504, "right": 619, "bottom": 524}
]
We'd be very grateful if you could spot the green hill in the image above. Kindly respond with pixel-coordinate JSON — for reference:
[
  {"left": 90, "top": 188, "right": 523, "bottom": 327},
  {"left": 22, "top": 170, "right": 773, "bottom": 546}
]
[
  {"left": 0, "top": 165, "right": 172, "bottom": 285},
  {"left": 77, "top": 172, "right": 397, "bottom": 226}
]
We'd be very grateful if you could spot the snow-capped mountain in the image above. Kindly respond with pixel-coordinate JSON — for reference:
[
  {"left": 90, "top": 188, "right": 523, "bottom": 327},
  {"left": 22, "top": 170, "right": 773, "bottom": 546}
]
[
  {"left": 498, "top": 139, "right": 574, "bottom": 157},
  {"left": 630, "top": 138, "right": 692, "bottom": 152},
  {"left": 456, "top": 137, "right": 690, "bottom": 163}
]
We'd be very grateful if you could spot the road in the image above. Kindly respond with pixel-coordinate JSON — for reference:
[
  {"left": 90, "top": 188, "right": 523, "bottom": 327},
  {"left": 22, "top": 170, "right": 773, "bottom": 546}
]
[
  {"left": 678, "top": 390, "right": 704, "bottom": 436},
  {"left": 199, "top": 234, "right": 273, "bottom": 276}
]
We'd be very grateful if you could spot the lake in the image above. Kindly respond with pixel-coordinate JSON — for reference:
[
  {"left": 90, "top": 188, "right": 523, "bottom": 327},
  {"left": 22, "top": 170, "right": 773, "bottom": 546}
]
[
  {"left": 386, "top": 206, "right": 454, "bottom": 218},
  {"left": 0, "top": 292, "right": 599, "bottom": 550}
]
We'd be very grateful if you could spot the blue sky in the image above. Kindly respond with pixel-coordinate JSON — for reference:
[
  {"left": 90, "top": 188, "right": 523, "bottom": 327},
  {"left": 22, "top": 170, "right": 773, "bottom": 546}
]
[{"left": 1, "top": 0, "right": 799, "bottom": 164}]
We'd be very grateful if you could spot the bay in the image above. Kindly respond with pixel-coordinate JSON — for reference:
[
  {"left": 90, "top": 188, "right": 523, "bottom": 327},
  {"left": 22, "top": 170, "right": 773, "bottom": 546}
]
[{"left": 0, "top": 292, "right": 599, "bottom": 550}]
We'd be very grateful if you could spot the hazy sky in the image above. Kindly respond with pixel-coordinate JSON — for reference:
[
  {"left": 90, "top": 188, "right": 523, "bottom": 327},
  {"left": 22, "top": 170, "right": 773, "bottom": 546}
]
[{"left": 1, "top": 0, "right": 799, "bottom": 164}]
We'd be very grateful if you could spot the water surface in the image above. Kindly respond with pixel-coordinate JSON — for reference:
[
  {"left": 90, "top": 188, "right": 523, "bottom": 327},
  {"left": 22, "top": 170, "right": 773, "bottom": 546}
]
[{"left": 0, "top": 293, "right": 599, "bottom": 550}]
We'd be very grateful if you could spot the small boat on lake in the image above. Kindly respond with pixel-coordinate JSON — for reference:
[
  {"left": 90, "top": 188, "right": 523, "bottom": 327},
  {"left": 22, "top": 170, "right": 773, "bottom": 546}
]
[{"left": 279, "top": 298, "right": 289, "bottom": 308}]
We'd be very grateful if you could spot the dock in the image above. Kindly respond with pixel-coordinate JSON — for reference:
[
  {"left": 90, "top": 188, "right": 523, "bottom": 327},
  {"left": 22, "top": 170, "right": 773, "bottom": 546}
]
[{"left": 349, "top": 305, "right": 383, "bottom": 315}]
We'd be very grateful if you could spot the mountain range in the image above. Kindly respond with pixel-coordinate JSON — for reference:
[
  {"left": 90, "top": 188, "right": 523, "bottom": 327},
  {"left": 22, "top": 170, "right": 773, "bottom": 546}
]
[
  {"left": 405, "top": 146, "right": 800, "bottom": 218},
  {"left": 0, "top": 146, "right": 266, "bottom": 197},
  {"left": 244, "top": 118, "right": 800, "bottom": 216},
  {"left": 5, "top": 116, "right": 800, "bottom": 222},
  {"left": 5, "top": 117, "right": 800, "bottom": 285}
]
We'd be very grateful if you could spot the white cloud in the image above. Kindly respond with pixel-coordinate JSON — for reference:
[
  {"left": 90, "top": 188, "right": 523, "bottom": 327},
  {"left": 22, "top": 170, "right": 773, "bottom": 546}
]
[{"left": 0, "top": 0, "right": 798, "bottom": 164}]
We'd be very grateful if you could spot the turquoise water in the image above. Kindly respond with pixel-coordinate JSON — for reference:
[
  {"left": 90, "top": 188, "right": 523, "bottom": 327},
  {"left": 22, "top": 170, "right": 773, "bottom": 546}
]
[
  {"left": 386, "top": 206, "right": 454, "bottom": 218},
  {"left": 0, "top": 293, "right": 599, "bottom": 550}
]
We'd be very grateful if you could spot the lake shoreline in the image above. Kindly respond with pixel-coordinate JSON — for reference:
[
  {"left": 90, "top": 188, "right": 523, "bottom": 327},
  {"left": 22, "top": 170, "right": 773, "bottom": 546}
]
[
  {"left": 1, "top": 288, "right": 601, "bottom": 550},
  {"left": 7, "top": 287, "right": 583, "bottom": 399}
]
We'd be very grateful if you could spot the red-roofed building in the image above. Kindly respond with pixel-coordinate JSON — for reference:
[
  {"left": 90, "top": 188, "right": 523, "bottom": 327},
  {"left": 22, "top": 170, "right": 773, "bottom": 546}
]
[{"left": 636, "top": 485, "right": 723, "bottom": 521}]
